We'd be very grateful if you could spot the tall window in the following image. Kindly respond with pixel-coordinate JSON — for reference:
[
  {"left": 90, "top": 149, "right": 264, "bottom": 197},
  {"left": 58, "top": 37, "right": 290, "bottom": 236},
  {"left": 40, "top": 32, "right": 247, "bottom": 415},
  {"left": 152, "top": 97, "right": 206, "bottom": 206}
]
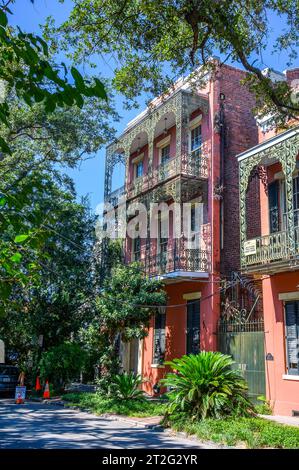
[
  {"left": 190, "top": 125, "right": 202, "bottom": 156},
  {"left": 191, "top": 204, "right": 196, "bottom": 232},
  {"left": 135, "top": 160, "right": 143, "bottom": 179},
  {"left": 279, "top": 175, "right": 299, "bottom": 230},
  {"left": 158, "top": 213, "right": 168, "bottom": 253},
  {"left": 161, "top": 144, "right": 170, "bottom": 165},
  {"left": 133, "top": 237, "right": 141, "bottom": 261},
  {"left": 268, "top": 181, "right": 279, "bottom": 233},
  {"left": 153, "top": 309, "right": 166, "bottom": 364},
  {"left": 285, "top": 301, "right": 299, "bottom": 375},
  {"left": 186, "top": 300, "right": 200, "bottom": 355}
]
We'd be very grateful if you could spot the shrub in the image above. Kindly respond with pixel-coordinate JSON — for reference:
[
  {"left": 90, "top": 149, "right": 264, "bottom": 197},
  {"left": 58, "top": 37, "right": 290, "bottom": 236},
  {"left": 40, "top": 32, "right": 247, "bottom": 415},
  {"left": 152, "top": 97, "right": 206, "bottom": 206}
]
[
  {"left": 165, "top": 414, "right": 299, "bottom": 448},
  {"left": 161, "top": 351, "right": 254, "bottom": 420},
  {"left": 63, "top": 392, "right": 166, "bottom": 417},
  {"left": 39, "top": 342, "right": 87, "bottom": 390},
  {"left": 255, "top": 395, "right": 272, "bottom": 415},
  {"left": 109, "top": 372, "right": 145, "bottom": 400}
]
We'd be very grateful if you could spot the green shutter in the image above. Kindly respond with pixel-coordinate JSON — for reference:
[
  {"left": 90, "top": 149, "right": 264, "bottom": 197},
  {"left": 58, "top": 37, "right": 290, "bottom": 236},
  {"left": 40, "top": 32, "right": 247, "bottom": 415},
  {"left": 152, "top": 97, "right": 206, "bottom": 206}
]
[{"left": 187, "top": 300, "right": 200, "bottom": 355}]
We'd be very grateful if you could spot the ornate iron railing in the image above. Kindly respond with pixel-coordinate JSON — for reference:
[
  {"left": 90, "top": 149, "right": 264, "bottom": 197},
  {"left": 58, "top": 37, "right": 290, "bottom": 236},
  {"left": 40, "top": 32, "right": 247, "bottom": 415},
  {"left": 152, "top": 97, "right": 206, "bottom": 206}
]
[
  {"left": 143, "top": 246, "right": 211, "bottom": 276},
  {"left": 242, "top": 230, "right": 289, "bottom": 266},
  {"left": 126, "top": 152, "right": 209, "bottom": 200}
]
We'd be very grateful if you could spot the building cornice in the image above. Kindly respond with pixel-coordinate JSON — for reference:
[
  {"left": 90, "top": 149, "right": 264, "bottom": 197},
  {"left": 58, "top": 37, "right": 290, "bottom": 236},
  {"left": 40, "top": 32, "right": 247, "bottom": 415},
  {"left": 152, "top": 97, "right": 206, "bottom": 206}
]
[{"left": 237, "top": 125, "right": 299, "bottom": 162}]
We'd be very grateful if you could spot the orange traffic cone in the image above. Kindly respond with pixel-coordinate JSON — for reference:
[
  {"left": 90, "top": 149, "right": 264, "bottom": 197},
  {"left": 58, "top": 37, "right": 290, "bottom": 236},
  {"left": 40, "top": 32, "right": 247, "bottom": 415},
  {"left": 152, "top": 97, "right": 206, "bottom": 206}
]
[
  {"left": 43, "top": 380, "right": 50, "bottom": 399},
  {"left": 35, "top": 376, "right": 42, "bottom": 391}
]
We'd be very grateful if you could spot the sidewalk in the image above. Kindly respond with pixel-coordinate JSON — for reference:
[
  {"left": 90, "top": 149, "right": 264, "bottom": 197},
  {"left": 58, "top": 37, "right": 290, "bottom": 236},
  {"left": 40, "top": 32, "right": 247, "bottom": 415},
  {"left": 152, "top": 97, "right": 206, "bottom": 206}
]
[{"left": 259, "top": 414, "right": 299, "bottom": 427}]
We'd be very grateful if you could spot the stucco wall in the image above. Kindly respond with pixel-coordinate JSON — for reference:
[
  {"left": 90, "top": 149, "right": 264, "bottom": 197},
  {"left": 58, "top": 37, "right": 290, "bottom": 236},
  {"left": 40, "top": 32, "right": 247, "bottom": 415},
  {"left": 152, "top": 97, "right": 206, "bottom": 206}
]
[{"left": 263, "top": 272, "right": 299, "bottom": 415}]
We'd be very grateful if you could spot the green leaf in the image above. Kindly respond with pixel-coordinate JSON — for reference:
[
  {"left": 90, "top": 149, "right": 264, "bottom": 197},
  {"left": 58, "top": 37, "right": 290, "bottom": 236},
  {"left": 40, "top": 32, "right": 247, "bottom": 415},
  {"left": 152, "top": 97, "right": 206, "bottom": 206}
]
[
  {"left": 14, "top": 234, "right": 29, "bottom": 243},
  {"left": 10, "top": 252, "right": 22, "bottom": 263},
  {"left": 0, "top": 282, "right": 12, "bottom": 301},
  {"left": 93, "top": 78, "right": 107, "bottom": 99},
  {"left": 71, "top": 67, "right": 85, "bottom": 91},
  {"left": 0, "top": 136, "right": 11, "bottom": 154},
  {"left": 0, "top": 10, "right": 8, "bottom": 27},
  {"left": 0, "top": 196, "right": 6, "bottom": 206},
  {"left": 35, "top": 35, "right": 49, "bottom": 56}
]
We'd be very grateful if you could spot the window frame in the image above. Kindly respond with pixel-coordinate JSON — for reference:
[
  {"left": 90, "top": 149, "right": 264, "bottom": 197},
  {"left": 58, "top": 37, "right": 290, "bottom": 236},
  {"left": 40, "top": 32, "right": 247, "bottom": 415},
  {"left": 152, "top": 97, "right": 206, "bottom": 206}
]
[
  {"left": 190, "top": 124, "right": 202, "bottom": 154},
  {"left": 186, "top": 299, "right": 200, "bottom": 355},
  {"left": 132, "top": 236, "right": 141, "bottom": 262},
  {"left": 132, "top": 153, "right": 144, "bottom": 181},
  {"left": 152, "top": 309, "right": 166, "bottom": 365},
  {"left": 159, "top": 143, "right": 171, "bottom": 166},
  {"left": 135, "top": 160, "right": 143, "bottom": 179},
  {"left": 284, "top": 300, "right": 299, "bottom": 376}
]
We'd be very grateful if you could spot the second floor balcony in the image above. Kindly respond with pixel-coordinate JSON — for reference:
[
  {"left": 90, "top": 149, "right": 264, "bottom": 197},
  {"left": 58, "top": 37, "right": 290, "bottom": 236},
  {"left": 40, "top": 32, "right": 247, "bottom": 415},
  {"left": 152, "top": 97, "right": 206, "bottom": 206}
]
[
  {"left": 238, "top": 126, "right": 299, "bottom": 273},
  {"left": 127, "top": 230, "right": 211, "bottom": 281},
  {"left": 243, "top": 228, "right": 299, "bottom": 270}
]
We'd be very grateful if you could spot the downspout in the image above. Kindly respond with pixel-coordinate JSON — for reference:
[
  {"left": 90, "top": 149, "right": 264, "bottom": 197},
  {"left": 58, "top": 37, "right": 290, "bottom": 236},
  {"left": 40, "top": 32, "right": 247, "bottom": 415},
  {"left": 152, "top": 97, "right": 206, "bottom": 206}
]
[{"left": 219, "top": 94, "right": 226, "bottom": 254}]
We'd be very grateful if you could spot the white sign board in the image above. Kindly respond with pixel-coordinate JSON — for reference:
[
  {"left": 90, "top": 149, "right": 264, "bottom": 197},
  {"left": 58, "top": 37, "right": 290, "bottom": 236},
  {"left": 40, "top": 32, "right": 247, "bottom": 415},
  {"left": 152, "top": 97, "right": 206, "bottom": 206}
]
[
  {"left": 244, "top": 239, "right": 257, "bottom": 256},
  {"left": 15, "top": 386, "right": 26, "bottom": 401}
]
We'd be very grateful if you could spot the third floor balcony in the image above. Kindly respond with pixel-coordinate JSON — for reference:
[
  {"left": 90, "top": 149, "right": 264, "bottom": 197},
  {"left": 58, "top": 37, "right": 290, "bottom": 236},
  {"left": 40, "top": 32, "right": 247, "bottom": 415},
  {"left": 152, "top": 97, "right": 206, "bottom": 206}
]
[{"left": 104, "top": 88, "right": 210, "bottom": 205}]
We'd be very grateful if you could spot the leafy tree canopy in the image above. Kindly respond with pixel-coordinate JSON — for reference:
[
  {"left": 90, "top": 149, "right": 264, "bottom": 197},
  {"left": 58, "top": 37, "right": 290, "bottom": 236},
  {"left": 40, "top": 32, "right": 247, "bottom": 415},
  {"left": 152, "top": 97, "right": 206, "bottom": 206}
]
[
  {"left": 0, "top": 85, "right": 117, "bottom": 306},
  {"left": 0, "top": 1, "right": 107, "bottom": 153},
  {"left": 80, "top": 261, "right": 167, "bottom": 378},
  {"left": 97, "top": 262, "right": 167, "bottom": 342},
  {"left": 0, "top": 179, "right": 97, "bottom": 368},
  {"left": 46, "top": 0, "right": 299, "bottom": 122}
]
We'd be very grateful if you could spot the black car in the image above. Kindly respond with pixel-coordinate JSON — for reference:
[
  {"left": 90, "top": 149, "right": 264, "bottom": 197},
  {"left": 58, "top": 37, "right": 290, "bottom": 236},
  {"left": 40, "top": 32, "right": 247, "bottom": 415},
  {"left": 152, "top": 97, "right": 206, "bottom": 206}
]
[{"left": 0, "top": 365, "right": 19, "bottom": 396}]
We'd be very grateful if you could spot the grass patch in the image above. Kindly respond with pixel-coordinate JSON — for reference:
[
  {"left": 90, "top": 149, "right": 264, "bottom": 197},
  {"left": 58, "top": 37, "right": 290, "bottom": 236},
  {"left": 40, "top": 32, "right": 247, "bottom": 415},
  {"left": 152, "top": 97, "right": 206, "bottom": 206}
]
[
  {"left": 166, "top": 414, "right": 299, "bottom": 449},
  {"left": 63, "top": 392, "right": 166, "bottom": 417}
]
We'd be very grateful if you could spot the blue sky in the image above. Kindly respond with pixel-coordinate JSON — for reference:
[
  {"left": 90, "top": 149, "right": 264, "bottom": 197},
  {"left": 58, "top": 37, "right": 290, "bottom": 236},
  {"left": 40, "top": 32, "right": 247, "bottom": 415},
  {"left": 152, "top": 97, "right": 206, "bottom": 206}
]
[{"left": 8, "top": 0, "right": 296, "bottom": 212}]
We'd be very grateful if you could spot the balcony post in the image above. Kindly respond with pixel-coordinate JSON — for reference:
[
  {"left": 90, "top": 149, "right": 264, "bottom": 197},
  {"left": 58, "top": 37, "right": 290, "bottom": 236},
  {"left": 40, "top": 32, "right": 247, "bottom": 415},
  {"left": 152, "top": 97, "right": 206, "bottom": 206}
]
[
  {"left": 124, "top": 147, "right": 130, "bottom": 191},
  {"left": 175, "top": 92, "right": 189, "bottom": 174},
  {"left": 239, "top": 162, "right": 248, "bottom": 267},
  {"left": 282, "top": 140, "right": 297, "bottom": 256}
]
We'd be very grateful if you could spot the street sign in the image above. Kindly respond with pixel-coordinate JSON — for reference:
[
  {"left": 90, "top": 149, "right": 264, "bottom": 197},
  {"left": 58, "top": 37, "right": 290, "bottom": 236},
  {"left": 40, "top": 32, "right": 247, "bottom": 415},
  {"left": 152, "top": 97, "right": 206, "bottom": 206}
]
[
  {"left": 15, "top": 386, "right": 26, "bottom": 402},
  {"left": 244, "top": 239, "right": 257, "bottom": 256}
]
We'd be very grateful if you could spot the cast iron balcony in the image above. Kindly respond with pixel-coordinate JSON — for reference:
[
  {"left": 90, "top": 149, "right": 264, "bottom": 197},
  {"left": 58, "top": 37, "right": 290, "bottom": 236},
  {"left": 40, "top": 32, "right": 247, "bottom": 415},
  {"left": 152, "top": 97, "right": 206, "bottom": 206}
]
[
  {"left": 126, "top": 151, "right": 209, "bottom": 201},
  {"left": 129, "top": 240, "right": 211, "bottom": 279},
  {"left": 241, "top": 227, "right": 299, "bottom": 272}
]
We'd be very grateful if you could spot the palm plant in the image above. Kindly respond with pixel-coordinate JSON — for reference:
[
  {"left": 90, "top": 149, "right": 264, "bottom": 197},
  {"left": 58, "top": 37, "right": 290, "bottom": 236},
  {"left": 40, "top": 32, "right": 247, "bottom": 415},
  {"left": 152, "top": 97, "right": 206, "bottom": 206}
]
[
  {"left": 161, "top": 351, "right": 254, "bottom": 420},
  {"left": 110, "top": 372, "right": 145, "bottom": 400}
]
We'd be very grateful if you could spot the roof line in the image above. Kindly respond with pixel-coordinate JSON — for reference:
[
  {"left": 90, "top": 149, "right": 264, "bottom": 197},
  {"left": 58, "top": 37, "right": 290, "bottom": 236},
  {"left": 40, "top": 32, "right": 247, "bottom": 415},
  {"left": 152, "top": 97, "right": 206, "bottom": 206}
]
[{"left": 237, "top": 125, "right": 299, "bottom": 162}]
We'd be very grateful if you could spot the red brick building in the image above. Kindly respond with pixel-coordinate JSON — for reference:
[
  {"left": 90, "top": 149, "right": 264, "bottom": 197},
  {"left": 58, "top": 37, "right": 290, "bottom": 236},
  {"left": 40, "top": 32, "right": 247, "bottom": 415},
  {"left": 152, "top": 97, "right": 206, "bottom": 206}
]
[{"left": 103, "top": 61, "right": 263, "bottom": 397}]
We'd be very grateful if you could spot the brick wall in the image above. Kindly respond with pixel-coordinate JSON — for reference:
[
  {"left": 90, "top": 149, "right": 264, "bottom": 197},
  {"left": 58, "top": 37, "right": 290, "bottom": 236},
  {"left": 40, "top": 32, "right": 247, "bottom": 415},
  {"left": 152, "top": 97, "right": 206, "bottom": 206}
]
[
  {"left": 216, "top": 65, "right": 259, "bottom": 275},
  {"left": 285, "top": 68, "right": 299, "bottom": 84}
]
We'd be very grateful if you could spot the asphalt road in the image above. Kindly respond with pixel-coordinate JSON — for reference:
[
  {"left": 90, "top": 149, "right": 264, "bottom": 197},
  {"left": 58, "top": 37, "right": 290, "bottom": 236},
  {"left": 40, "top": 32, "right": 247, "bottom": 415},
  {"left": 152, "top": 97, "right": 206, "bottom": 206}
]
[{"left": 0, "top": 400, "right": 214, "bottom": 449}]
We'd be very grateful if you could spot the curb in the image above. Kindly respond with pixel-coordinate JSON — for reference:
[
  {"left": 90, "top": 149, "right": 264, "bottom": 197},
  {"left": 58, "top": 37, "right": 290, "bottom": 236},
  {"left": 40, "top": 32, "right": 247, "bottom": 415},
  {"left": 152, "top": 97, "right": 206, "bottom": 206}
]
[
  {"left": 28, "top": 398, "right": 164, "bottom": 429},
  {"left": 101, "top": 413, "right": 163, "bottom": 430}
]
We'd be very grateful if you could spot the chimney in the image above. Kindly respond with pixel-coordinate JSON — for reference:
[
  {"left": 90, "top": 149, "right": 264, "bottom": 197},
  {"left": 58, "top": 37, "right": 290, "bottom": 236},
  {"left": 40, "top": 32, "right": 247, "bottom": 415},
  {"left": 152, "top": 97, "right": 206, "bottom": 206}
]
[{"left": 285, "top": 68, "right": 299, "bottom": 84}]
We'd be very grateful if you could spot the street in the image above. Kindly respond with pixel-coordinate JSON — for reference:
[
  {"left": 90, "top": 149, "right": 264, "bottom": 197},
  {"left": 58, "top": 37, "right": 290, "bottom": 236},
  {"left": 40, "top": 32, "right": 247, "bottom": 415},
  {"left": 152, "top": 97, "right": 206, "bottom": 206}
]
[{"left": 0, "top": 400, "right": 212, "bottom": 449}]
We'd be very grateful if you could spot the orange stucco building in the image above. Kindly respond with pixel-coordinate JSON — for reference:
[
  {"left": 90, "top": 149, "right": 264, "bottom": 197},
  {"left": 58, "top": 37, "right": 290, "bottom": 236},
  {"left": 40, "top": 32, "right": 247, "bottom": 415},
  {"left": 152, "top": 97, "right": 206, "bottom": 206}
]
[
  {"left": 103, "top": 63, "right": 299, "bottom": 415},
  {"left": 238, "top": 67, "right": 299, "bottom": 415}
]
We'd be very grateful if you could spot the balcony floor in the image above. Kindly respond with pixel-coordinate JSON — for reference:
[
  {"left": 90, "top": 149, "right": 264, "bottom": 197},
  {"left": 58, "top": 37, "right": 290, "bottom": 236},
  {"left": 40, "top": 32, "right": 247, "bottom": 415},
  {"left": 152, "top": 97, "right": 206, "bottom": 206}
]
[
  {"left": 154, "top": 270, "right": 209, "bottom": 284},
  {"left": 241, "top": 256, "right": 299, "bottom": 275}
]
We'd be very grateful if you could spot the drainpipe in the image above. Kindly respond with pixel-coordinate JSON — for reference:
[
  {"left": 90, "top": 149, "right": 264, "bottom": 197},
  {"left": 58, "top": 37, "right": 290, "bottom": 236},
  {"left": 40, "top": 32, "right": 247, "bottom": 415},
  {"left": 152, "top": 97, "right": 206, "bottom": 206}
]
[{"left": 219, "top": 93, "right": 226, "bottom": 253}]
